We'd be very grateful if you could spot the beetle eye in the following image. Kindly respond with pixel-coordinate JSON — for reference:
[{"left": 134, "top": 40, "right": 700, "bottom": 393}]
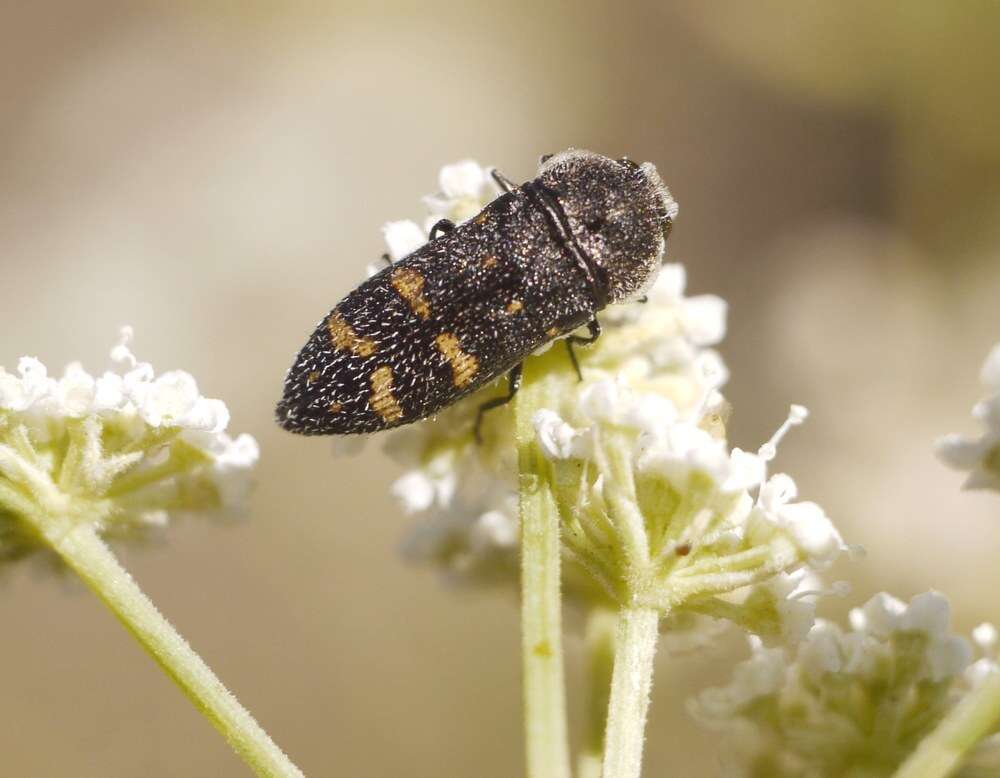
[{"left": 618, "top": 157, "right": 640, "bottom": 172}]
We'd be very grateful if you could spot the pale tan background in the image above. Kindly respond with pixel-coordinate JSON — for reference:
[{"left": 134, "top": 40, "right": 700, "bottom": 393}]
[{"left": 3, "top": 2, "right": 1000, "bottom": 776}]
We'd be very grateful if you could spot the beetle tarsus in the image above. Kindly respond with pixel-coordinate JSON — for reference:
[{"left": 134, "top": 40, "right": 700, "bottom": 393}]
[
  {"left": 474, "top": 364, "right": 523, "bottom": 444},
  {"left": 565, "top": 319, "right": 602, "bottom": 382}
]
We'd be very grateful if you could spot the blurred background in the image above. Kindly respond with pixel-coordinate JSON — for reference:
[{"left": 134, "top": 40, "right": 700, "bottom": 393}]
[{"left": 3, "top": 1, "right": 999, "bottom": 775}]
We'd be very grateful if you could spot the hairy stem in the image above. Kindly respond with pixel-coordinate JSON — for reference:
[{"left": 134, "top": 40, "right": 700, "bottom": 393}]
[
  {"left": 602, "top": 605, "right": 661, "bottom": 778},
  {"left": 515, "top": 354, "right": 572, "bottom": 778},
  {"left": 579, "top": 608, "right": 618, "bottom": 778},
  {"left": 37, "top": 519, "right": 304, "bottom": 778},
  {"left": 894, "top": 672, "right": 1000, "bottom": 778}
]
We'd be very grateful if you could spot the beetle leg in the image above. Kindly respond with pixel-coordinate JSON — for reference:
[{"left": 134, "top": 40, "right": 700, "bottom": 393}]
[
  {"left": 490, "top": 168, "right": 518, "bottom": 194},
  {"left": 565, "top": 319, "right": 602, "bottom": 382},
  {"left": 380, "top": 252, "right": 392, "bottom": 268},
  {"left": 429, "top": 219, "right": 456, "bottom": 240},
  {"left": 474, "top": 363, "right": 523, "bottom": 444}
]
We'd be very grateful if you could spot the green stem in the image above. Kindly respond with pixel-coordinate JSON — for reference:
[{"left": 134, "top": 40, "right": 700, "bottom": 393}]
[
  {"left": 602, "top": 605, "right": 661, "bottom": 778},
  {"left": 579, "top": 608, "right": 617, "bottom": 778},
  {"left": 38, "top": 519, "right": 304, "bottom": 778},
  {"left": 894, "top": 672, "right": 1000, "bottom": 778},
  {"left": 515, "top": 355, "right": 571, "bottom": 778}
]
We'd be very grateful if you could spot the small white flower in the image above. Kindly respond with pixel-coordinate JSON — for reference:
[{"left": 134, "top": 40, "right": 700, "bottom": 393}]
[
  {"left": 109, "top": 325, "right": 138, "bottom": 365},
  {"left": 439, "top": 160, "right": 489, "bottom": 199},
  {"left": 207, "top": 433, "right": 261, "bottom": 508},
  {"left": 132, "top": 371, "right": 229, "bottom": 433},
  {"left": 756, "top": 473, "right": 844, "bottom": 566},
  {"left": 974, "top": 622, "right": 999, "bottom": 652},
  {"left": 0, "top": 358, "right": 55, "bottom": 412},
  {"left": 652, "top": 263, "right": 687, "bottom": 301},
  {"left": 690, "top": 641, "right": 786, "bottom": 722},
  {"left": 899, "top": 590, "right": 952, "bottom": 635},
  {"left": 54, "top": 364, "right": 98, "bottom": 418},
  {"left": 391, "top": 470, "right": 438, "bottom": 514},
  {"left": 0, "top": 369, "right": 26, "bottom": 410},
  {"left": 533, "top": 409, "right": 583, "bottom": 460},
  {"left": 724, "top": 448, "right": 766, "bottom": 493},
  {"left": 637, "top": 420, "right": 733, "bottom": 487},
  {"left": 645, "top": 264, "right": 728, "bottom": 347},
  {"left": 382, "top": 220, "right": 427, "bottom": 261},
  {"left": 470, "top": 510, "right": 518, "bottom": 550},
  {"left": 578, "top": 379, "right": 627, "bottom": 423},
  {"left": 92, "top": 372, "right": 126, "bottom": 411},
  {"left": 849, "top": 591, "right": 907, "bottom": 635},
  {"left": 927, "top": 634, "right": 974, "bottom": 683},
  {"left": 769, "top": 569, "right": 825, "bottom": 645},
  {"left": 422, "top": 160, "right": 500, "bottom": 224},
  {"left": 623, "top": 391, "right": 680, "bottom": 431},
  {"left": 798, "top": 619, "right": 844, "bottom": 678},
  {"left": 19, "top": 357, "right": 57, "bottom": 404},
  {"left": 935, "top": 342, "right": 1000, "bottom": 491},
  {"left": 678, "top": 294, "right": 728, "bottom": 347}
]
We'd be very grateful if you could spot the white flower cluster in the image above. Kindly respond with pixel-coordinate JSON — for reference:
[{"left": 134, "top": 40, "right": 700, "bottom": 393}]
[
  {"left": 937, "top": 343, "right": 1000, "bottom": 491},
  {"left": 534, "top": 379, "right": 844, "bottom": 639},
  {"left": 0, "top": 349, "right": 229, "bottom": 432},
  {"left": 691, "top": 591, "right": 1000, "bottom": 777},
  {"left": 0, "top": 328, "right": 258, "bottom": 559}
]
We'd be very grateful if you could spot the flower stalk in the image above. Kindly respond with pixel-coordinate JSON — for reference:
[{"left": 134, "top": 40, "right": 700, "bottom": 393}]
[
  {"left": 602, "top": 605, "right": 661, "bottom": 778},
  {"left": 895, "top": 672, "right": 1000, "bottom": 778},
  {"left": 22, "top": 511, "right": 303, "bottom": 778},
  {"left": 516, "top": 352, "right": 572, "bottom": 778}
]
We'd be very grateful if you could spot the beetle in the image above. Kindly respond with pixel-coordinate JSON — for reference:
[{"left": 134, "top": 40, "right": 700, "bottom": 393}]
[{"left": 275, "top": 149, "right": 677, "bottom": 438}]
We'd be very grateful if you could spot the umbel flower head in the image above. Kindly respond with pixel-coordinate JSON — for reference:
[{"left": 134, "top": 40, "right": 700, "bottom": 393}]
[
  {"left": 690, "top": 592, "right": 1000, "bottom": 777},
  {"left": 533, "top": 387, "right": 844, "bottom": 637},
  {"left": 0, "top": 328, "right": 258, "bottom": 562},
  {"left": 383, "top": 159, "right": 846, "bottom": 645},
  {"left": 936, "top": 343, "right": 1000, "bottom": 491}
]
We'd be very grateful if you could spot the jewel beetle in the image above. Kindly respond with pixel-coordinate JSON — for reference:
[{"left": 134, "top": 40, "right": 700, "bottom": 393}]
[{"left": 275, "top": 149, "right": 677, "bottom": 437}]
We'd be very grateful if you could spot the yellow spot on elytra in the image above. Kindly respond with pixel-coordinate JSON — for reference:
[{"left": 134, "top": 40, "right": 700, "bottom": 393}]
[
  {"left": 505, "top": 299, "right": 523, "bottom": 315},
  {"left": 328, "top": 312, "right": 377, "bottom": 357},
  {"left": 474, "top": 211, "right": 489, "bottom": 225},
  {"left": 329, "top": 401, "right": 343, "bottom": 414},
  {"left": 391, "top": 267, "right": 431, "bottom": 320},
  {"left": 306, "top": 371, "right": 320, "bottom": 385},
  {"left": 482, "top": 254, "right": 499, "bottom": 269},
  {"left": 369, "top": 366, "right": 403, "bottom": 423},
  {"left": 546, "top": 326, "right": 560, "bottom": 338},
  {"left": 435, "top": 332, "right": 479, "bottom": 388}
]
